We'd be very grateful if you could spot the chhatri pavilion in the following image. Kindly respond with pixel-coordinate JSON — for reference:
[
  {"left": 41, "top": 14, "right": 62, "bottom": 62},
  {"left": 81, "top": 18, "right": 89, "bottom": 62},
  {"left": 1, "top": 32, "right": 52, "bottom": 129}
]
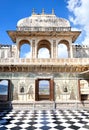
[{"left": 0, "top": 9, "right": 89, "bottom": 109}]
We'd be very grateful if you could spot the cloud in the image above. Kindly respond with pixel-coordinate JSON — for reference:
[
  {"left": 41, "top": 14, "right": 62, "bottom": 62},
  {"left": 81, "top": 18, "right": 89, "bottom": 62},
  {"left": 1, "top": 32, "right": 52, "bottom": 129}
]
[
  {"left": 58, "top": 44, "right": 68, "bottom": 58},
  {"left": 0, "top": 80, "right": 8, "bottom": 86},
  {"left": 38, "top": 48, "right": 50, "bottom": 58},
  {"left": 24, "top": 46, "right": 68, "bottom": 58},
  {"left": 67, "top": 0, "right": 89, "bottom": 45},
  {"left": 71, "top": 27, "right": 81, "bottom": 31},
  {"left": 24, "top": 52, "right": 31, "bottom": 58},
  {"left": 24, "top": 48, "right": 50, "bottom": 58}
]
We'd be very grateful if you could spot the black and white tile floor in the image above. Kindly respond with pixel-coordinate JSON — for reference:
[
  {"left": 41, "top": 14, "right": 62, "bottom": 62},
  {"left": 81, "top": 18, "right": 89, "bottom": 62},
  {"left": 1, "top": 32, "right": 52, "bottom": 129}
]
[{"left": 0, "top": 109, "right": 89, "bottom": 130}]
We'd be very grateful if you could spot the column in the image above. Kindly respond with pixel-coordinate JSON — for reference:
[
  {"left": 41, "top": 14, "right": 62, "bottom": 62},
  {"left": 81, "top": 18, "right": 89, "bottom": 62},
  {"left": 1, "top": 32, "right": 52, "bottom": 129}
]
[
  {"left": 70, "top": 44, "right": 73, "bottom": 58},
  {"left": 53, "top": 40, "right": 57, "bottom": 58},
  {"left": 51, "top": 42, "right": 53, "bottom": 58},
  {"left": 32, "top": 40, "right": 36, "bottom": 58},
  {"left": 78, "top": 79, "right": 81, "bottom": 100},
  {"left": 16, "top": 39, "right": 20, "bottom": 58}
]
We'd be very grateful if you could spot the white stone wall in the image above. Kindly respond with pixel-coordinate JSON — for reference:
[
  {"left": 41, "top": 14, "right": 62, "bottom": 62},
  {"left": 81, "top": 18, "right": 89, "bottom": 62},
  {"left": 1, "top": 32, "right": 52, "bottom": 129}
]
[
  {"left": 73, "top": 45, "right": 89, "bottom": 58},
  {"left": 0, "top": 45, "right": 17, "bottom": 59},
  {"left": 0, "top": 72, "right": 86, "bottom": 102},
  {"left": 54, "top": 79, "right": 78, "bottom": 101}
]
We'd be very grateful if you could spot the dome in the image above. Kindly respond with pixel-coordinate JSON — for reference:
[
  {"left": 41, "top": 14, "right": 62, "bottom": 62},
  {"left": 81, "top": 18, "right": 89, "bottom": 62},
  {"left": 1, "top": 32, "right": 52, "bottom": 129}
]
[{"left": 17, "top": 12, "right": 70, "bottom": 28}]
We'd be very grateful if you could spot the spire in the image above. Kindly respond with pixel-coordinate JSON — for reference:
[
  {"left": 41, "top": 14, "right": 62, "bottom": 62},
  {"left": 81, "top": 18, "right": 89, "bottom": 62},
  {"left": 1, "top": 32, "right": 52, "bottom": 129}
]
[
  {"left": 42, "top": 8, "right": 45, "bottom": 14},
  {"left": 52, "top": 8, "right": 55, "bottom": 15}
]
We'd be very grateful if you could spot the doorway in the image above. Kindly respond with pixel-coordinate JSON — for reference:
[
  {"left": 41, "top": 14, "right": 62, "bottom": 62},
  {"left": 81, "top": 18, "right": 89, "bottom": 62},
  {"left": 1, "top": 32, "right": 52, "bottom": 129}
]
[
  {"left": 35, "top": 79, "right": 54, "bottom": 101},
  {"left": 0, "top": 79, "right": 10, "bottom": 101}
]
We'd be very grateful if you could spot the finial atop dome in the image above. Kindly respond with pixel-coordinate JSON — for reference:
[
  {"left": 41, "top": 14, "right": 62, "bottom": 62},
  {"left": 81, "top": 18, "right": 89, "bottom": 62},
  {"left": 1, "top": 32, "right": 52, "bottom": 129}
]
[
  {"left": 32, "top": 8, "right": 35, "bottom": 15},
  {"left": 42, "top": 8, "right": 45, "bottom": 14},
  {"left": 52, "top": 8, "right": 55, "bottom": 15}
]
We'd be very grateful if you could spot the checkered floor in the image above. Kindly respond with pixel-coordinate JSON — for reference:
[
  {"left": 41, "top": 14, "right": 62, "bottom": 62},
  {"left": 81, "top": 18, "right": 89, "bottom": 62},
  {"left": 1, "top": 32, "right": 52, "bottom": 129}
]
[{"left": 0, "top": 109, "right": 89, "bottom": 130}]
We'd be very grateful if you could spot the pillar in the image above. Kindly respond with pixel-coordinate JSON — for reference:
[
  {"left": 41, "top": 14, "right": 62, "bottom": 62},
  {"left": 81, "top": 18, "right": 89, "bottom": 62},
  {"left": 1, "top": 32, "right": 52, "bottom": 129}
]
[
  {"left": 53, "top": 40, "right": 57, "bottom": 58},
  {"left": 16, "top": 39, "right": 20, "bottom": 58},
  {"left": 78, "top": 79, "right": 81, "bottom": 100},
  {"left": 70, "top": 44, "right": 73, "bottom": 58},
  {"left": 32, "top": 40, "right": 36, "bottom": 58}
]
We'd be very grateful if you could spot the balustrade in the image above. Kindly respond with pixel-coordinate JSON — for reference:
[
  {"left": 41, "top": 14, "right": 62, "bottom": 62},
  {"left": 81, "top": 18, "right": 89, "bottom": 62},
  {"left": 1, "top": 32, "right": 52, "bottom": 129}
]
[{"left": 0, "top": 58, "right": 89, "bottom": 65}]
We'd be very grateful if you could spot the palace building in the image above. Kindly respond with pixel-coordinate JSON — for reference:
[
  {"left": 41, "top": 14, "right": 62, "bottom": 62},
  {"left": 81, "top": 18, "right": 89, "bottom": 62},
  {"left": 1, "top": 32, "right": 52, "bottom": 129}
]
[{"left": 0, "top": 10, "right": 89, "bottom": 109}]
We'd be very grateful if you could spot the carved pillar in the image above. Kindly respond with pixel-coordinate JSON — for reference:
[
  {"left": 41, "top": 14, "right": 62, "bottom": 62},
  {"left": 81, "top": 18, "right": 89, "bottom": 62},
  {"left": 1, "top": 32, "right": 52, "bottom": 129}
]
[
  {"left": 16, "top": 39, "right": 20, "bottom": 58},
  {"left": 67, "top": 47, "right": 70, "bottom": 58},
  {"left": 12, "top": 83, "right": 18, "bottom": 100},
  {"left": 78, "top": 79, "right": 81, "bottom": 100},
  {"left": 51, "top": 42, "right": 53, "bottom": 58},
  {"left": 53, "top": 40, "right": 57, "bottom": 58},
  {"left": 32, "top": 40, "right": 35, "bottom": 58},
  {"left": 13, "top": 90, "right": 18, "bottom": 100},
  {"left": 70, "top": 44, "right": 73, "bottom": 58}
]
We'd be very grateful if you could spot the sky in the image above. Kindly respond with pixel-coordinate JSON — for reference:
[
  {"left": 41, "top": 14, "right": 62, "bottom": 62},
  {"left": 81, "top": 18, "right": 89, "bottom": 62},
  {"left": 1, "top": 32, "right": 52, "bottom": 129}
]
[
  {"left": 0, "top": 0, "right": 89, "bottom": 57},
  {"left": 0, "top": 80, "right": 8, "bottom": 95}
]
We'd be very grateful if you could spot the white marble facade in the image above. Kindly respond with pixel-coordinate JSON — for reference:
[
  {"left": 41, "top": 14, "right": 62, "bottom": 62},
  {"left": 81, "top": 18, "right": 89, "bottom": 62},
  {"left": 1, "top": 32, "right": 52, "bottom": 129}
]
[{"left": 0, "top": 11, "right": 89, "bottom": 102}]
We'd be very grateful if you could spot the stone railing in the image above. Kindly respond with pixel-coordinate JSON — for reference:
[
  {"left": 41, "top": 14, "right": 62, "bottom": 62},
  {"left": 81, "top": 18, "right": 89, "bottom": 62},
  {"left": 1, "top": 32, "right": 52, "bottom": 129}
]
[
  {"left": 0, "top": 58, "right": 89, "bottom": 66},
  {"left": 17, "top": 26, "right": 71, "bottom": 32}
]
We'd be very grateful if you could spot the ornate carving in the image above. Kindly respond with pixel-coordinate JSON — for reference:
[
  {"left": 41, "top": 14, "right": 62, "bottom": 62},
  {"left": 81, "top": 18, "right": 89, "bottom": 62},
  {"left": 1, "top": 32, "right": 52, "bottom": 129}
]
[
  {"left": 19, "top": 81, "right": 26, "bottom": 93},
  {"left": 70, "top": 87, "right": 76, "bottom": 100},
  {"left": 28, "top": 85, "right": 34, "bottom": 99},
  {"left": 56, "top": 84, "right": 61, "bottom": 99}
]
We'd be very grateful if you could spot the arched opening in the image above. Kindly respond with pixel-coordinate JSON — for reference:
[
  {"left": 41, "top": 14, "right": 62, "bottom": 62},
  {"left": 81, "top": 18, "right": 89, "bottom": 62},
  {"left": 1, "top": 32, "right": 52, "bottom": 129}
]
[
  {"left": 0, "top": 80, "right": 9, "bottom": 101},
  {"left": 80, "top": 80, "right": 89, "bottom": 101},
  {"left": 58, "top": 40, "right": 69, "bottom": 58},
  {"left": 20, "top": 87, "right": 24, "bottom": 93},
  {"left": 19, "top": 40, "right": 31, "bottom": 58},
  {"left": 38, "top": 48, "right": 50, "bottom": 58},
  {"left": 37, "top": 40, "right": 51, "bottom": 58}
]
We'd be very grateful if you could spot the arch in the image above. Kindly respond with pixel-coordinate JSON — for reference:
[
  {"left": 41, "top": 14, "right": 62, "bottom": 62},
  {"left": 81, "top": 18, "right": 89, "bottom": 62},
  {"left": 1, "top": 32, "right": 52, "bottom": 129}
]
[
  {"left": 37, "top": 40, "right": 51, "bottom": 58},
  {"left": 19, "top": 40, "right": 31, "bottom": 58},
  {"left": 0, "top": 80, "right": 9, "bottom": 101},
  {"left": 80, "top": 80, "right": 88, "bottom": 88},
  {"left": 80, "top": 80, "right": 89, "bottom": 101},
  {"left": 19, "top": 81, "right": 25, "bottom": 93},
  {"left": 20, "top": 87, "right": 24, "bottom": 93},
  {"left": 58, "top": 40, "right": 69, "bottom": 58}
]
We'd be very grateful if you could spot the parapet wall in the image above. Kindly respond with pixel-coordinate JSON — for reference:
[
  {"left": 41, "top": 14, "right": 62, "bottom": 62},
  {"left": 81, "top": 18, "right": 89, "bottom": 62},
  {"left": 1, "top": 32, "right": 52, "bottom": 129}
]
[{"left": 73, "top": 44, "right": 89, "bottom": 58}]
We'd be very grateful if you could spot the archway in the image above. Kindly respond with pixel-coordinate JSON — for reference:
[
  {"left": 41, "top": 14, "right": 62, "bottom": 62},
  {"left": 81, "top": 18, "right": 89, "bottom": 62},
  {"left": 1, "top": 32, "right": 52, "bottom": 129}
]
[
  {"left": 58, "top": 40, "right": 69, "bottom": 58},
  {"left": 38, "top": 48, "right": 50, "bottom": 58},
  {"left": 0, "top": 80, "right": 9, "bottom": 101},
  {"left": 80, "top": 80, "right": 89, "bottom": 101},
  {"left": 19, "top": 40, "right": 31, "bottom": 58},
  {"left": 37, "top": 40, "right": 51, "bottom": 58}
]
